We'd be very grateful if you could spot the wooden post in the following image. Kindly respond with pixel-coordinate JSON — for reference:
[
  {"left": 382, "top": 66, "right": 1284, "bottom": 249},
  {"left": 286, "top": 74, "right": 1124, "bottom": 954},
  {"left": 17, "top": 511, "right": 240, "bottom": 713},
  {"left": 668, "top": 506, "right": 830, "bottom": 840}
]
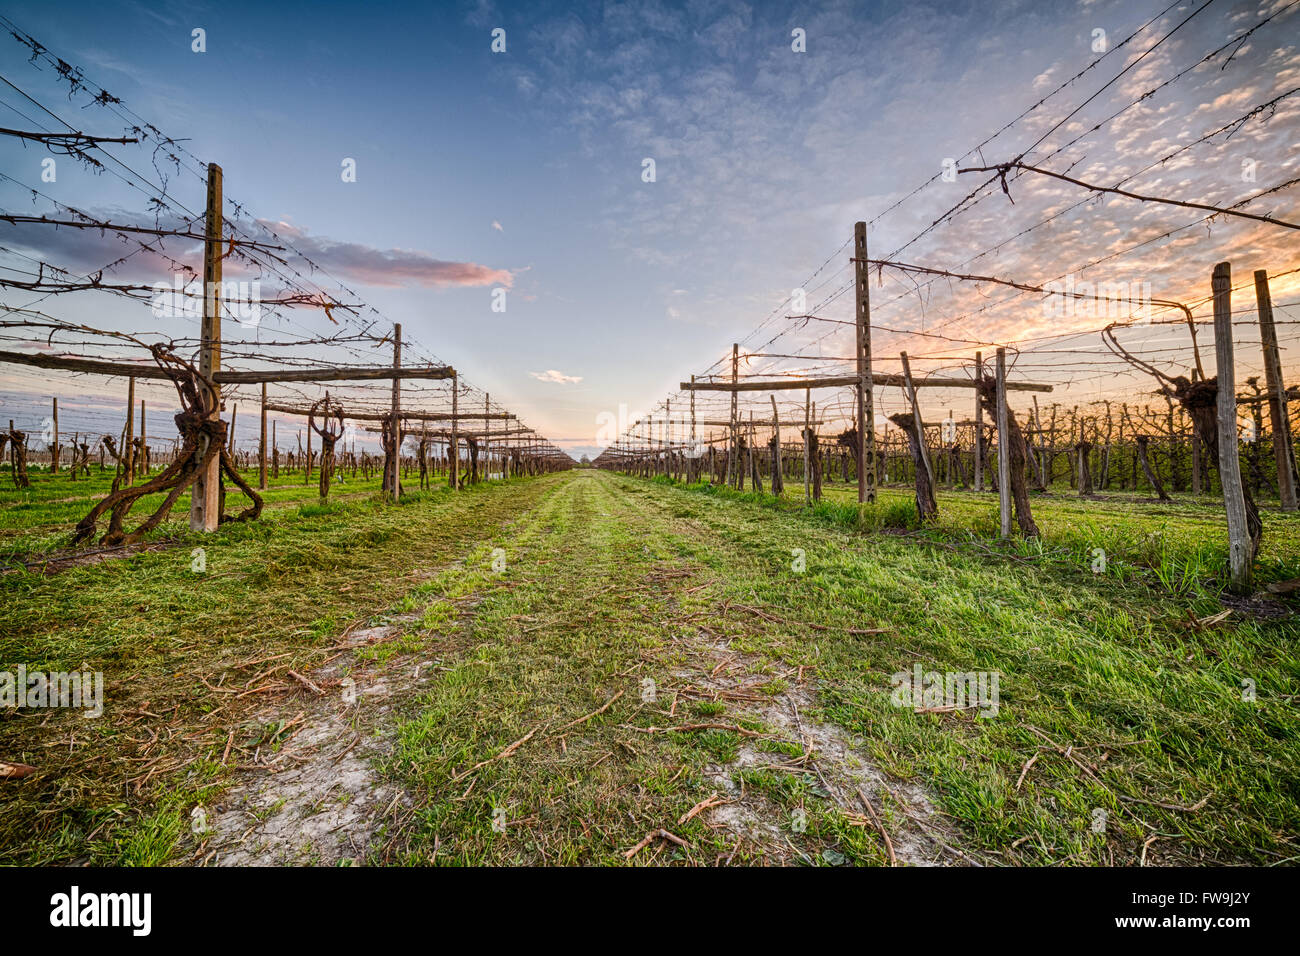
[
  {"left": 996, "top": 348, "right": 1011, "bottom": 537},
  {"left": 900, "top": 352, "right": 934, "bottom": 491},
  {"left": 973, "top": 352, "right": 983, "bottom": 491},
  {"left": 449, "top": 371, "right": 459, "bottom": 489},
  {"left": 728, "top": 343, "right": 739, "bottom": 487},
  {"left": 124, "top": 376, "right": 136, "bottom": 484},
  {"left": 803, "top": 387, "right": 811, "bottom": 505},
  {"left": 1032, "top": 394, "right": 1047, "bottom": 489},
  {"left": 853, "top": 221, "right": 876, "bottom": 503},
  {"left": 1214, "top": 262, "right": 1252, "bottom": 592},
  {"left": 1255, "top": 269, "right": 1297, "bottom": 511},
  {"left": 139, "top": 400, "right": 147, "bottom": 475},
  {"left": 666, "top": 400, "right": 672, "bottom": 477},
  {"left": 272, "top": 419, "right": 277, "bottom": 478},
  {"left": 770, "top": 394, "right": 781, "bottom": 494},
  {"left": 387, "top": 322, "right": 402, "bottom": 499},
  {"left": 259, "top": 382, "right": 268, "bottom": 489},
  {"left": 190, "top": 162, "right": 222, "bottom": 532},
  {"left": 484, "top": 393, "right": 491, "bottom": 480},
  {"left": 1191, "top": 418, "right": 1202, "bottom": 495},
  {"left": 50, "top": 396, "right": 59, "bottom": 474},
  {"left": 690, "top": 375, "right": 697, "bottom": 481}
]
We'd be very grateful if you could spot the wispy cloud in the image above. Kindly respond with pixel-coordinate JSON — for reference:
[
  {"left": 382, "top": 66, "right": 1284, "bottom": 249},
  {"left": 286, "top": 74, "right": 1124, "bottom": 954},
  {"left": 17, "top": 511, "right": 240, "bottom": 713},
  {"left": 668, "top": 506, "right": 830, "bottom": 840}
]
[
  {"left": 261, "top": 220, "right": 512, "bottom": 289},
  {"left": 0, "top": 210, "right": 513, "bottom": 291},
  {"left": 530, "top": 369, "right": 583, "bottom": 384}
]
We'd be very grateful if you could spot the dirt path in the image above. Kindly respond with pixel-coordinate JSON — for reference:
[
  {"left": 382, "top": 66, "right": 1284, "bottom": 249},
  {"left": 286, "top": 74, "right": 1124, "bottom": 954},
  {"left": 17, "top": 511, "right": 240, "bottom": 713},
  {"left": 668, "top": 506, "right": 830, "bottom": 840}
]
[{"left": 202, "top": 470, "right": 973, "bottom": 865}]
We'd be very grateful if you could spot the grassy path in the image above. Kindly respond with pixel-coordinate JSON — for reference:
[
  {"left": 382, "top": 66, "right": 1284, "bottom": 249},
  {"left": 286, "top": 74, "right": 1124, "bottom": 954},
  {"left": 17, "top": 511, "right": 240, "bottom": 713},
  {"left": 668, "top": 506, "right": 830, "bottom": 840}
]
[
  {"left": 3, "top": 469, "right": 1297, "bottom": 866},
  {"left": 377, "top": 471, "right": 1299, "bottom": 865}
]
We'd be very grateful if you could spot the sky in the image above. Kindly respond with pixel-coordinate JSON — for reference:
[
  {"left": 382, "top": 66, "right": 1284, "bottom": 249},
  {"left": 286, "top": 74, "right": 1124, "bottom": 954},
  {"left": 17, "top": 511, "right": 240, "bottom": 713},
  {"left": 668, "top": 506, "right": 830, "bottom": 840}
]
[{"left": 1, "top": 0, "right": 1297, "bottom": 459}]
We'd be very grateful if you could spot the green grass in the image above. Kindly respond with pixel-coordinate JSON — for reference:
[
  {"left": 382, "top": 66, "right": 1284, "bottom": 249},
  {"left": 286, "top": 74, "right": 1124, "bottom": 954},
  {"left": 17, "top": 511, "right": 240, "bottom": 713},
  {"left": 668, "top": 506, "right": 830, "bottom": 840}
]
[{"left": 2, "top": 467, "right": 1297, "bottom": 866}]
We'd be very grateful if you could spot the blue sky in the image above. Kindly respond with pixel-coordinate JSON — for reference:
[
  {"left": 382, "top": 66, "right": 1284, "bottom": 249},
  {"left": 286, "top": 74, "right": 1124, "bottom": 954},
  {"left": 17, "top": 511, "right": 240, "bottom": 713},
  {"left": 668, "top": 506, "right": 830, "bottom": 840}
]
[{"left": 1, "top": 0, "right": 1297, "bottom": 457}]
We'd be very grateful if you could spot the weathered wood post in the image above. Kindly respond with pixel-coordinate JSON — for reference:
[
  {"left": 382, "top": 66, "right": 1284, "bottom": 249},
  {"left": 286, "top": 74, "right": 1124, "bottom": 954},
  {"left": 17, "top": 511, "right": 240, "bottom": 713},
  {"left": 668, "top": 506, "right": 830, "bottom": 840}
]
[
  {"left": 259, "top": 382, "right": 268, "bottom": 490},
  {"left": 124, "top": 375, "right": 136, "bottom": 484},
  {"left": 1255, "top": 269, "right": 1297, "bottom": 511},
  {"left": 803, "top": 387, "right": 811, "bottom": 505},
  {"left": 666, "top": 400, "right": 672, "bottom": 479},
  {"left": 996, "top": 348, "right": 1012, "bottom": 537},
  {"left": 50, "top": 396, "right": 59, "bottom": 474},
  {"left": 853, "top": 221, "right": 876, "bottom": 503},
  {"left": 690, "top": 375, "right": 697, "bottom": 483},
  {"left": 139, "top": 399, "right": 148, "bottom": 476},
  {"left": 900, "top": 351, "right": 934, "bottom": 491},
  {"left": 1213, "top": 262, "right": 1252, "bottom": 592},
  {"left": 384, "top": 322, "right": 402, "bottom": 499},
  {"left": 974, "top": 352, "right": 983, "bottom": 491},
  {"left": 189, "top": 163, "right": 223, "bottom": 531},
  {"left": 449, "top": 371, "right": 459, "bottom": 490},
  {"left": 769, "top": 394, "right": 783, "bottom": 496},
  {"left": 728, "top": 343, "right": 739, "bottom": 487}
]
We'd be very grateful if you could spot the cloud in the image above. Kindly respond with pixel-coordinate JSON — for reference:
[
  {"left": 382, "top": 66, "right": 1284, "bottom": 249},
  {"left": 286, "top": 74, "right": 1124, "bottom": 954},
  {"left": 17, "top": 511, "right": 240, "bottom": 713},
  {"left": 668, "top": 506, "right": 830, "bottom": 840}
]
[
  {"left": 530, "top": 369, "right": 583, "bottom": 384},
  {"left": 0, "top": 210, "right": 512, "bottom": 292},
  {"left": 258, "top": 220, "right": 512, "bottom": 288}
]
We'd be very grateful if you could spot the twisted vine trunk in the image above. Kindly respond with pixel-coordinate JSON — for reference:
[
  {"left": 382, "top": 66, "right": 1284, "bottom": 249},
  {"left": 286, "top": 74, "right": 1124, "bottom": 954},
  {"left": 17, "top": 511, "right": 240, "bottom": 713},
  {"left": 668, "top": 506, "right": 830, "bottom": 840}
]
[
  {"left": 888, "top": 413, "right": 938, "bottom": 521},
  {"left": 976, "top": 379, "right": 1039, "bottom": 537},
  {"left": 1134, "top": 435, "right": 1170, "bottom": 500},
  {"left": 768, "top": 437, "right": 784, "bottom": 496}
]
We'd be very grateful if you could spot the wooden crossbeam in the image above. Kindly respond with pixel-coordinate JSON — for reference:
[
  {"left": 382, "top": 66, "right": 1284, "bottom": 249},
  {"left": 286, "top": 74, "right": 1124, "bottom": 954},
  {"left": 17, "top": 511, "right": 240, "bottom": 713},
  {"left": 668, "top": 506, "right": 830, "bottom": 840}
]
[
  {"left": 680, "top": 373, "right": 1052, "bottom": 393},
  {"left": 264, "top": 402, "right": 512, "bottom": 423},
  {"left": 0, "top": 350, "right": 453, "bottom": 384},
  {"left": 363, "top": 425, "right": 534, "bottom": 439},
  {"left": 635, "top": 418, "right": 823, "bottom": 427}
]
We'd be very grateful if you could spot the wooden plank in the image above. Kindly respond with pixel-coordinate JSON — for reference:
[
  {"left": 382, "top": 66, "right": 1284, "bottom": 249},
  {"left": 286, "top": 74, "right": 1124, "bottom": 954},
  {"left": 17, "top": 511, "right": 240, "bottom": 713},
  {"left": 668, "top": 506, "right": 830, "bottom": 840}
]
[
  {"left": 0, "top": 351, "right": 454, "bottom": 384},
  {"left": 262, "top": 403, "right": 510, "bottom": 423}
]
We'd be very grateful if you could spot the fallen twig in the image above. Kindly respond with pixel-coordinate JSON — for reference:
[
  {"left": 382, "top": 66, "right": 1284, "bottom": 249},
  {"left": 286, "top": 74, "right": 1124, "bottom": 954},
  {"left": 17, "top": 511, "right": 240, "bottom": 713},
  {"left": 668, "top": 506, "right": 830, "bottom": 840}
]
[
  {"left": 625, "top": 828, "right": 689, "bottom": 859},
  {"left": 557, "top": 690, "right": 623, "bottom": 732},
  {"left": 857, "top": 788, "right": 897, "bottom": 866}
]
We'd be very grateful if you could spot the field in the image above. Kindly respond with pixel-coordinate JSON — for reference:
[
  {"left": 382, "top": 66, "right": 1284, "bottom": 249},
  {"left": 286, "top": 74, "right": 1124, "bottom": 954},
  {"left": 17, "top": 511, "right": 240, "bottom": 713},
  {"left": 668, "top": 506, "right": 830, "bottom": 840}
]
[{"left": 3, "top": 467, "right": 1297, "bottom": 866}]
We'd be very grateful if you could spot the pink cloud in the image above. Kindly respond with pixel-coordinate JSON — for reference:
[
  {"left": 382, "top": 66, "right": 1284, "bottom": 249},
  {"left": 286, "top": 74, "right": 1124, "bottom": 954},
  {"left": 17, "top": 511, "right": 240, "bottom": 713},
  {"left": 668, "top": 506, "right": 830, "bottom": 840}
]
[{"left": 257, "top": 220, "right": 513, "bottom": 289}]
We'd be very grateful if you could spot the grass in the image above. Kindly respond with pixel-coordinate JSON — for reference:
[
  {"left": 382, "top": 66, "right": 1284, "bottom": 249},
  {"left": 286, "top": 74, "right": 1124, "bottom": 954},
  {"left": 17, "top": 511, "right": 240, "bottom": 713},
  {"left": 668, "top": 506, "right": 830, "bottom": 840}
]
[{"left": 1, "top": 467, "right": 1297, "bottom": 865}]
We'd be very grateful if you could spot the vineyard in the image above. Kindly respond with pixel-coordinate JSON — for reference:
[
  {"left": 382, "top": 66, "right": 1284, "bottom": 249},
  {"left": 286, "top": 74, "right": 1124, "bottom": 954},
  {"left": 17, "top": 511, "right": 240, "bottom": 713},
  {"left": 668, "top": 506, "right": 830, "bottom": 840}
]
[{"left": 1, "top": 0, "right": 1298, "bottom": 884}]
